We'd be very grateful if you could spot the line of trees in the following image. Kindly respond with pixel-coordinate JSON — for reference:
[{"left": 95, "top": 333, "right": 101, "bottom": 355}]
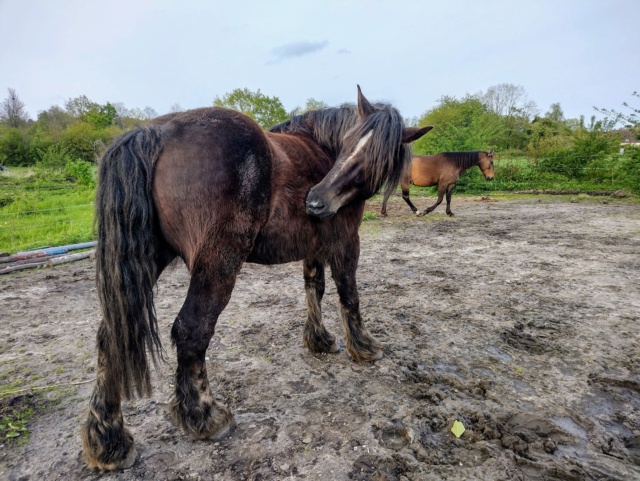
[{"left": 0, "top": 85, "right": 638, "bottom": 190}]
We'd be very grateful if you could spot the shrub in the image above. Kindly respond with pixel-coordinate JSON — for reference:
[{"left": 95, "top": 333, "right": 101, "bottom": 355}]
[
  {"left": 64, "top": 159, "right": 95, "bottom": 187},
  {"left": 36, "top": 144, "right": 72, "bottom": 170}
]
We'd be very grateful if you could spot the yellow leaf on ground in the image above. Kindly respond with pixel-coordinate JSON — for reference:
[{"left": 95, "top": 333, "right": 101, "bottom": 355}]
[{"left": 451, "top": 420, "right": 465, "bottom": 438}]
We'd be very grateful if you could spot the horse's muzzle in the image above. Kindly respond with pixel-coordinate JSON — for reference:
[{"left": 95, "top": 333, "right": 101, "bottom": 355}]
[
  {"left": 306, "top": 200, "right": 334, "bottom": 218},
  {"left": 486, "top": 176, "right": 494, "bottom": 181}
]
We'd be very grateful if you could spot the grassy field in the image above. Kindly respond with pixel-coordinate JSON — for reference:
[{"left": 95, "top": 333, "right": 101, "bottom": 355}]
[
  {"left": 0, "top": 168, "right": 95, "bottom": 254},
  {"left": 1, "top": 155, "right": 637, "bottom": 254}
]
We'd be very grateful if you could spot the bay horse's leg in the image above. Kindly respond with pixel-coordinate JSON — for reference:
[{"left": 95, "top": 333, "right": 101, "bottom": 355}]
[
  {"left": 303, "top": 259, "right": 338, "bottom": 353},
  {"left": 330, "top": 236, "right": 382, "bottom": 362},
  {"left": 397, "top": 168, "right": 420, "bottom": 216},
  {"left": 169, "top": 239, "right": 250, "bottom": 440},
  {"left": 401, "top": 183, "right": 420, "bottom": 216},
  {"left": 424, "top": 183, "right": 446, "bottom": 215},
  {"left": 380, "top": 189, "right": 391, "bottom": 217},
  {"left": 445, "top": 184, "right": 456, "bottom": 216}
]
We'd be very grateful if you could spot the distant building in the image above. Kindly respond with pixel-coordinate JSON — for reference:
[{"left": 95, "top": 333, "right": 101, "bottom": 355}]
[{"left": 615, "top": 128, "right": 640, "bottom": 146}]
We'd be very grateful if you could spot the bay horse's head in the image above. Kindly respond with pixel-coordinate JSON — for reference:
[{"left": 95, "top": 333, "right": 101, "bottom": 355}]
[
  {"left": 306, "top": 86, "right": 432, "bottom": 218},
  {"left": 479, "top": 149, "right": 495, "bottom": 181}
]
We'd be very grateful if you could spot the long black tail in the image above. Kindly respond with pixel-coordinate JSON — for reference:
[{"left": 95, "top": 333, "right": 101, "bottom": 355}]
[{"left": 94, "top": 127, "right": 164, "bottom": 399}]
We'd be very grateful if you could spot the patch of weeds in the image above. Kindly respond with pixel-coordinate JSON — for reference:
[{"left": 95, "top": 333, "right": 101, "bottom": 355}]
[
  {"left": 55, "top": 366, "right": 65, "bottom": 375},
  {"left": 513, "top": 365, "right": 524, "bottom": 373},
  {"left": 0, "top": 378, "right": 25, "bottom": 397},
  {"left": 362, "top": 211, "right": 379, "bottom": 221},
  {"left": 0, "top": 394, "right": 37, "bottom": 445},
  {"left": 0, "top": 386, "right": 80, "bottom": 445}
]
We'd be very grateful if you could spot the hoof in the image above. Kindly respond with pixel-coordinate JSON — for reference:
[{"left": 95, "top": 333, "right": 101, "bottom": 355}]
[
  {"left": 349, "top": 347, "right": 384, "bottom": 363},
  {"left": 81, "top": 423, "right": 137, "bottom": 471},
  {"left": 170, "top": 397, "right": 234, "bottom": 440},
  {"left": 84, "top": 446, "right": 137, "bottom": 471},
  {"left": 304, "top": 329, "right": 338, "bottom": 354},
  {"left": 347, "top": 337, "right": 383, "bottom": 363}
]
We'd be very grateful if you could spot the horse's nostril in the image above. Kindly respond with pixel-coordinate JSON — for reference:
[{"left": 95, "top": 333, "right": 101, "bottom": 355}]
[{"left": 307, "top": 199, "right": 324, "bottom": 210}]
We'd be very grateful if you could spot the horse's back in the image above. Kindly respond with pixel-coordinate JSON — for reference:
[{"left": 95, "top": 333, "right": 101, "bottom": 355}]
[
  {"left": 150, "top": 108, "right": 273, "bottom": 265},
  {"left": 410, "top": 154, "right": 444, "bottom": 187}
]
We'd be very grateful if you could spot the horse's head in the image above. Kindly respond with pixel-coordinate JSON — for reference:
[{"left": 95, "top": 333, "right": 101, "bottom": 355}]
[
  {"left": 479, "top": 149, "right": 495, "bottom": 181},
  {"left": 306, "top": 86, "right": 432, "bottom": 218}
]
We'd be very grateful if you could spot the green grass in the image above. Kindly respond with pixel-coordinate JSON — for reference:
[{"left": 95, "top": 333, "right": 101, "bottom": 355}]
[
  {"left": 1, "top": 155, "right": 637, "bottom": 254},
  {"left": 0, "top": 167, "right": 95, "bottom": 253}
]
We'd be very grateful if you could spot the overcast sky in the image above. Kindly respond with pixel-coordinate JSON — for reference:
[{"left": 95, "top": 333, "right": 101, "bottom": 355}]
[{"left": 1, "top": 0, "right": 638, "bottom": 122}]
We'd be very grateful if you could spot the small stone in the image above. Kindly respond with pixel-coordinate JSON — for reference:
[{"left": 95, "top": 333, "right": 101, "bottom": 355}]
[{"left": 302, "top": 435, "right": 312, "bottom": 444}]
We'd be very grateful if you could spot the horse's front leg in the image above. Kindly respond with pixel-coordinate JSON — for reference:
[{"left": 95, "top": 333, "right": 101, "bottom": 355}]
[
  {"left": 330, "top": 236, "right": 382, "bottom": 362},
  {"left": 423, "top": 183, "right": 446, "bottom": 215},
  {"left": 170, "top": 246, "right": 247, "bottom": 440},
  {"left": 303, "top": 259, "right": 339, "bottom": 353}
]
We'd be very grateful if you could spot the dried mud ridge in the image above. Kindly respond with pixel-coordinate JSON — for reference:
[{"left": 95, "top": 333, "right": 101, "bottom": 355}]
[{"left": 1, "top": 197, "right": 639, "bottom": 480}]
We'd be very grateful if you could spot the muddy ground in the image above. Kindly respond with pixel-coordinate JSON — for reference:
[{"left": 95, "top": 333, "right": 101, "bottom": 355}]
[{"left": 1, "top": 195, "right": 639, "bottom": 481}]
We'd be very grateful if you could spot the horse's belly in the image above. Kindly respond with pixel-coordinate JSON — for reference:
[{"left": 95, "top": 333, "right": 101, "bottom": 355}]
[{"left": 246, "top": 224, "right": 310, "bottom": 265}]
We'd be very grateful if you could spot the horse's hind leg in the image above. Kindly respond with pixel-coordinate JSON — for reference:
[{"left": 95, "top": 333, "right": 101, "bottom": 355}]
[
  {"left": 380, "top": 189, "right": 391, "bottom": 217},
  {"left": 401, "top": 184, "right": 420, "bottom": 216},
  {"left": 445, "top": 184, "right": 455, "bottom": 216},
  {"left": 330, "top": 236, "right": 382, "bottom": 362},
  {"left": 169, "top": 241, "right": 248, "bottom": 440},
  {"left": 303, "top": 259, "right": 338, "bottom": 353},
  {"left": 81, "top": 326, "right": 138, "bottom": 470},
  {"left": 82, "top": 247, "right": 175, "bottom": 470},
  {"left": 424, "top": 184, "right": 446, "bottom": 215}
]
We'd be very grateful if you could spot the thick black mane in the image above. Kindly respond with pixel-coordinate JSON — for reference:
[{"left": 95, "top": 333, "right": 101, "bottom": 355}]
[
  {"left": 270, "top": 104, "right": 410, "bottom": 197},
  {"left": 441, "top": 151, "right": 483, "bottom": 169},
  {"left": 269, "top": 105, "right": 357, "bottom": 157}
]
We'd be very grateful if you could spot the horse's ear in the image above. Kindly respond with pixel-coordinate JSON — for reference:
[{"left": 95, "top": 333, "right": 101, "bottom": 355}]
[
  {"left": 488, "top": 149, "right": 495, "bottom": 156},
  {"left": 357, "top": 85, "right": 375, "bottom": 118},
  {"left": 402, "top": 125, "right": 433, "bottom": 143}
]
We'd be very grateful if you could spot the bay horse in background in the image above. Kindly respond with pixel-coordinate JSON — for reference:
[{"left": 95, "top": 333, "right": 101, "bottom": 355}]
[
  {"left": 381, "top": 150, "right": 495, "bottom": 217},
  {"left": 81, "top": 86, "right": 432, "bottom": 470}
]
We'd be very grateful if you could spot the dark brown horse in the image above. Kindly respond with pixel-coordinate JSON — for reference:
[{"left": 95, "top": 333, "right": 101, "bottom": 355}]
[
  {"left": 381, "top": 150, "right": 495, "bottom": 217},
  {"left": 81, "top": 87, "right": 431, "bottom": 470}
]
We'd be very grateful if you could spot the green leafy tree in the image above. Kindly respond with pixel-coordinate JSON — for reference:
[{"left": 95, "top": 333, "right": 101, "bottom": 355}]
[
  {"left": 213, "top": 88, "right": 288, "bottom": 128},
  {"left": 0, "top": 127, "right": 32, "bottom": 166},
  {"left": 61, "top": 122, "right": 98, "bottom": 162},
  {"left": 65, "top": 95, "right": 99, "bottom": 119},
  {"left": 83, "top": 102, "right": 117, "bottom": 129},
  {"left": 412, "top": 95, "right": 503, "bottom": 154},
  {"left": 36, "top": 106, "right": 73, "bottom": 141},
  {"left": 527, "top": 117, "right": 573, "bottom": 157},
  {"left": 299, "top": 98, "right": 329, "bottom": 113},
  {"left": 545, "top": 103, "right": 565, "bottom": 122}
]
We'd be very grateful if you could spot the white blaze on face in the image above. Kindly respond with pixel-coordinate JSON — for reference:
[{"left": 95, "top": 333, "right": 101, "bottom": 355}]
[
  {"left": 337, "top": 130, "right": 373, "bottom": 174},
  {"left": 352, "top": 130, "right": 373, "bottom": 159}
]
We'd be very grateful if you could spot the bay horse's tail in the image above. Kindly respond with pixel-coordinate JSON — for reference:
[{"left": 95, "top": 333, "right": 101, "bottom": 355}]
[{"left": 95, "top": 127, "right": 165, "bottom": 399}]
